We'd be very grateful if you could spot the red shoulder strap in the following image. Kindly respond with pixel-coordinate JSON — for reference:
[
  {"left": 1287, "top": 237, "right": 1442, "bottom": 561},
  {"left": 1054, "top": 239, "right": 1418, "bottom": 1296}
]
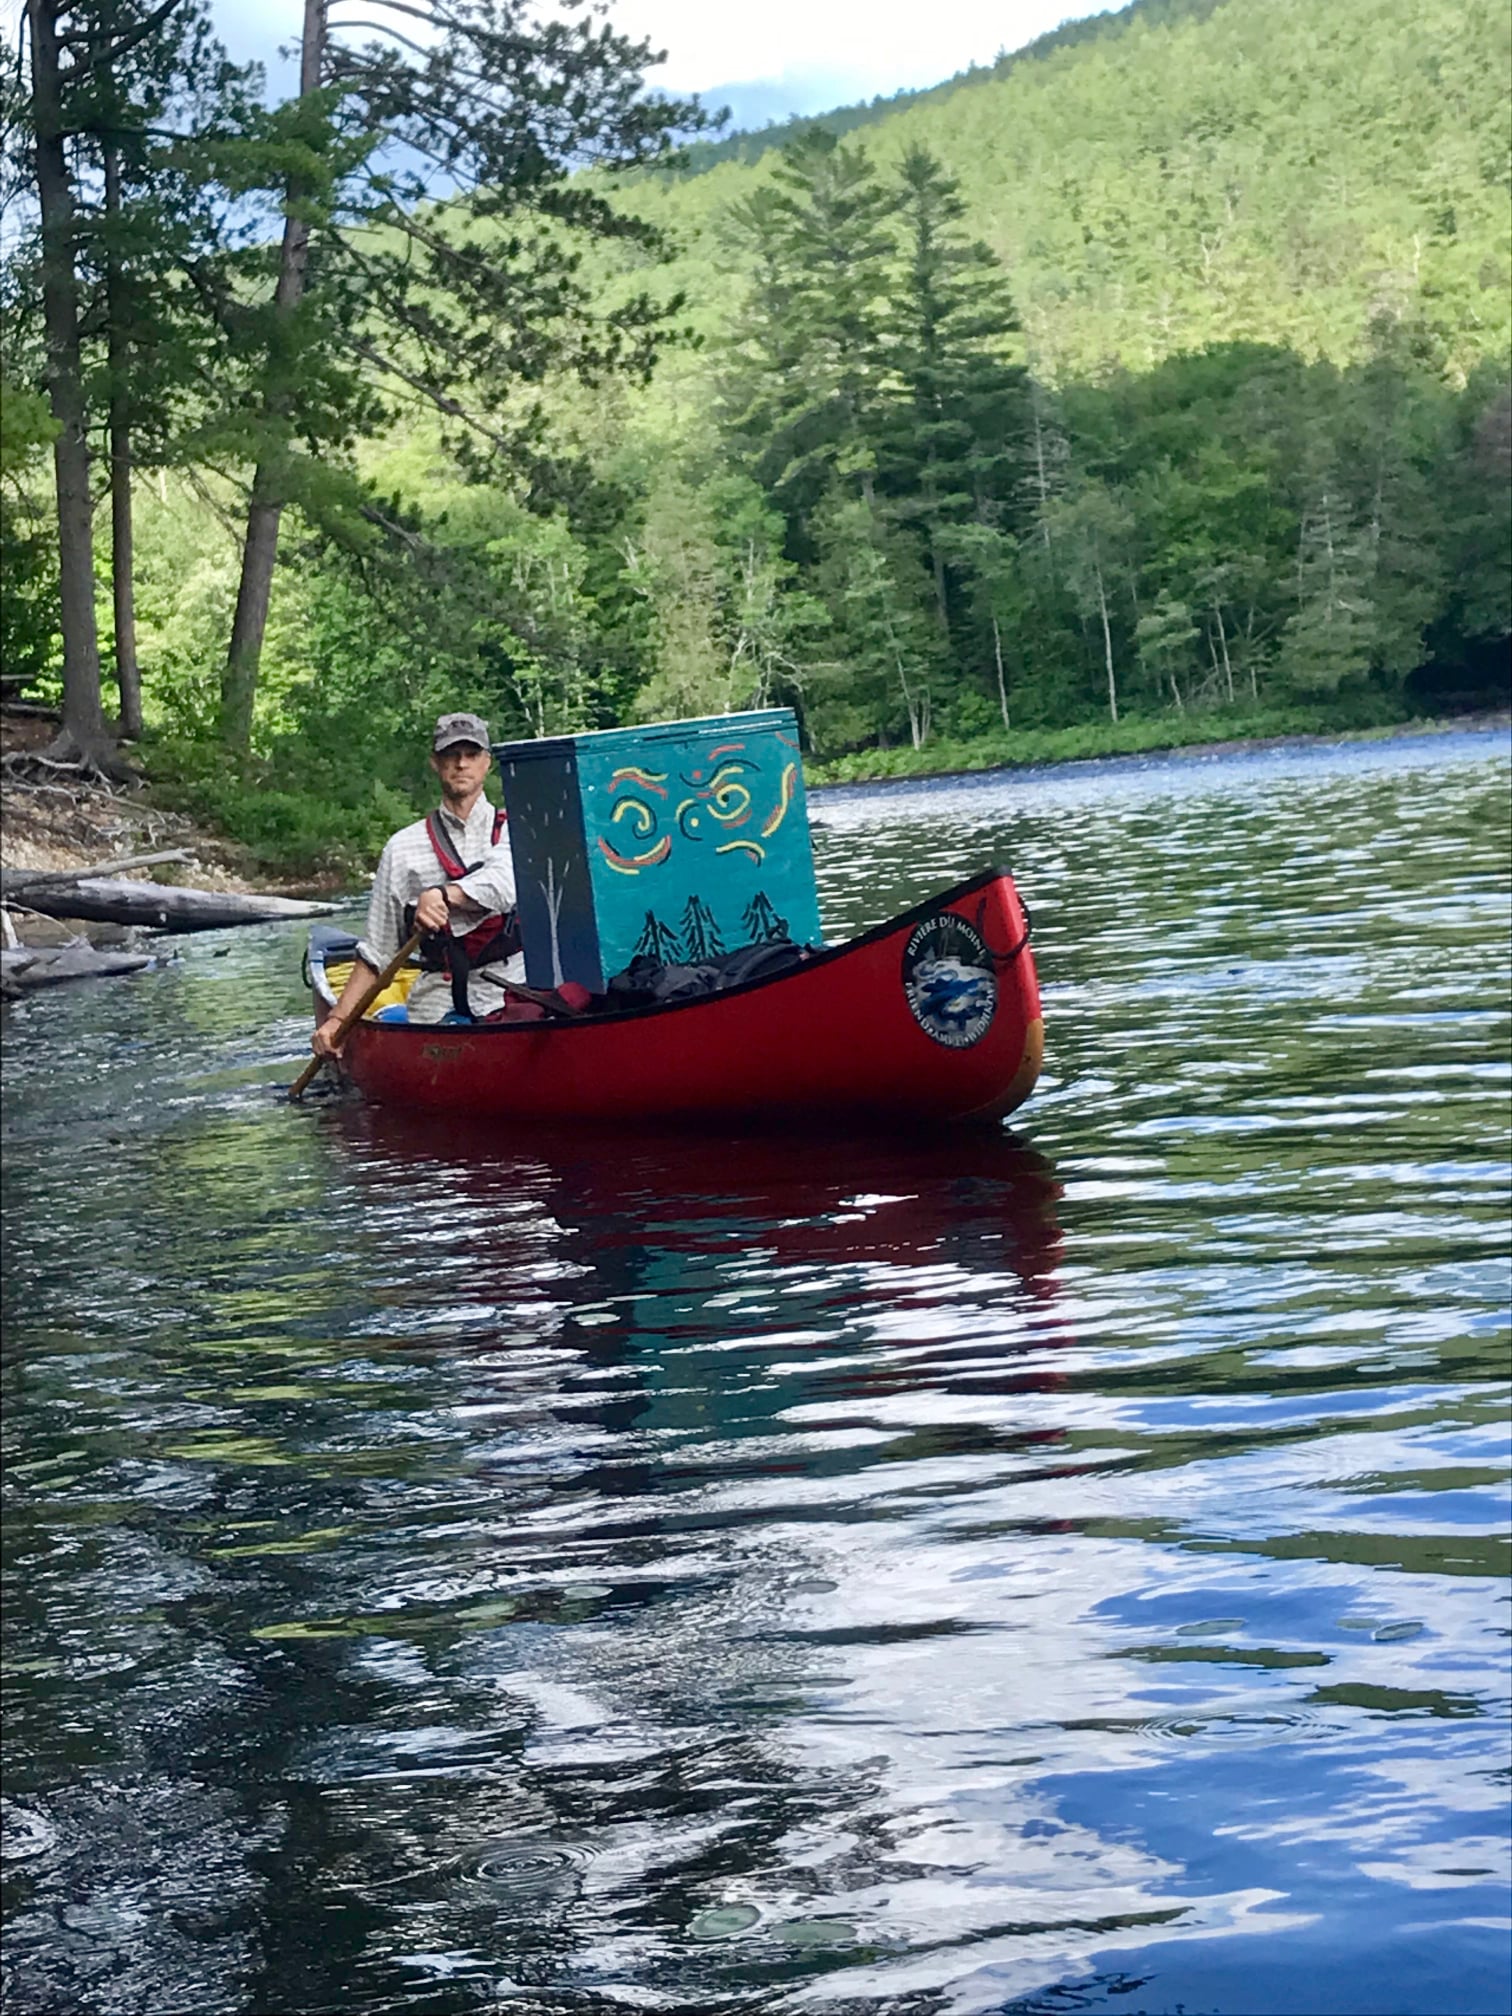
[
  {"left": 424, "top": 811, "right": 469, "bottom": 881},
  {"left": 426, "top": 807, "right": 507, "bottom": 882}
]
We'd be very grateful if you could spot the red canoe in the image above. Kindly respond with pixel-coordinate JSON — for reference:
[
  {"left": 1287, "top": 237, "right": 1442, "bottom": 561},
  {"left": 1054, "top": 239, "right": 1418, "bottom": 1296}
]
[{"left": 307, "top": 866, "right": 1043, "bottom": 1125}]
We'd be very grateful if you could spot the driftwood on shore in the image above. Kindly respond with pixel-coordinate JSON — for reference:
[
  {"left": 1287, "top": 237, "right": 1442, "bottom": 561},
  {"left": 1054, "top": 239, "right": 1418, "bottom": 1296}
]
[
  {"left": 2, "top": 876, "right": 338, "bottom": 934},
  {"left": 1, "top": 943, "right": 157, "bottom": 997},
  {"left": 0, "top": 849, "right": 192, "bottom": 892}
]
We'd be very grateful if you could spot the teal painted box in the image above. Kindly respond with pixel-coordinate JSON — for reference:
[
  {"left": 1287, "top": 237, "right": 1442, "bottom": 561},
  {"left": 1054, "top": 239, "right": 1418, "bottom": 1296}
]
[{"left": 494, "top": 710, "right": 822, "bottom": 993}]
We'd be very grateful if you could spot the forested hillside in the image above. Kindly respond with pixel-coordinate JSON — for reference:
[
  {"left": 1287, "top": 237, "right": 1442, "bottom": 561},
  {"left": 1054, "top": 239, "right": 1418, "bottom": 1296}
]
[
  {"left": 4, "top": 0, "right": 1508, "bottom": 866},
  {"left": 637, "top": 0, "right": 1509, "bottom": 375}
]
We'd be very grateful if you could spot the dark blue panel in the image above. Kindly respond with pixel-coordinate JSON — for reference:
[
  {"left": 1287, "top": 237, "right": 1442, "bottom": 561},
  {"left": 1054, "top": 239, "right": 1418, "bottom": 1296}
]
[{"left": 496, "top": 745, "right": 602, "bottom": 992}]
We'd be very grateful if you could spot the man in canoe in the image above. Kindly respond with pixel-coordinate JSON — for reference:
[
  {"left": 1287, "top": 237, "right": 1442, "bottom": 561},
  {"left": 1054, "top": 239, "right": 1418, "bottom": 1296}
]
[{"left": 311, "top": 712, "right": 524, "bottom": 1058}]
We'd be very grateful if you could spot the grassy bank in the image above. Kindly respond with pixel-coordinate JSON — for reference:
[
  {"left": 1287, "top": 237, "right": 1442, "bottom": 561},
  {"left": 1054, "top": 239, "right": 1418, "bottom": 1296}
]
[{"left": 805, "top": 704, "right": 1487, "bottom": 787}]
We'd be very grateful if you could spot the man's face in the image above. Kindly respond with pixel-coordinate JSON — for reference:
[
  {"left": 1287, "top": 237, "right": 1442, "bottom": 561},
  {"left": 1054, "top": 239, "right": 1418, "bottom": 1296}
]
[{"left": 431, "top": 742, "right": 491, "bottom": 798}]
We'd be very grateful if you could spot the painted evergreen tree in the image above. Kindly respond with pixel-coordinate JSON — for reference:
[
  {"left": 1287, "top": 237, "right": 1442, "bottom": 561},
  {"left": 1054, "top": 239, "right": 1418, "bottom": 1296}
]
[
  {"left": 680, "top": 895, "right": 725, "bottom": 962},
  {"left": 634, "top": 910, "right": 683, "bottom": 964},
  {"left": 742, "top": 892, "right": 789, "bottom": 942}
]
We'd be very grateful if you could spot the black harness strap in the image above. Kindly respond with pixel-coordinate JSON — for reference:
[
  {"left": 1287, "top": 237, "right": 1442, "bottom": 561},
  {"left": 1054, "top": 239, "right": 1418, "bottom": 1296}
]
[{"left": 412, "top": 807, "right": 519, "bottom": 1019}]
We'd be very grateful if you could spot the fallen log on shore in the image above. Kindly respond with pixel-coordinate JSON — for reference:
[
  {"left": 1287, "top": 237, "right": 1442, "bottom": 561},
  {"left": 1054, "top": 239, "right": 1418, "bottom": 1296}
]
[
  {"left": 1, "top": 943, "right": 157, "bottom": 997},
  {"left": 4, "top": 877, "right": 338, "bottom": 934},
  {"left": 0, "top": 849, "right": 191, "bottom": 893}
]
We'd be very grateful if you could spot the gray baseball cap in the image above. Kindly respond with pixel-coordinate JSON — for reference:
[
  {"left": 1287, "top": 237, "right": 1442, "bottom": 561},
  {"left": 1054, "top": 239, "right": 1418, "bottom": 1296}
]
[{"left": 432, "top": 711, "right": 491, "bottom": 753}]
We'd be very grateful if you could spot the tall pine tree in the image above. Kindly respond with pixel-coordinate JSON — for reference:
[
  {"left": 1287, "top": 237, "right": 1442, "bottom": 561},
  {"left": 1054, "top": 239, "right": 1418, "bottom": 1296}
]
[
  {"left": 877, "top": 145, "right": 1027, "bottom": 634},
  {"left": 216, "top": 0, "right": 709, "bottom": 755}
]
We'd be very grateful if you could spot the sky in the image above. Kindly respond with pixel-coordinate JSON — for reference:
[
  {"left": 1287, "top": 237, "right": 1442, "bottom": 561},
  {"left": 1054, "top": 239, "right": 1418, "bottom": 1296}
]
[
  {"left": 201, "top": 0, "right": 1113, "bottom": 128},
  {"left": 605, "top": 0, "right": 1110, "bottom": 124}
]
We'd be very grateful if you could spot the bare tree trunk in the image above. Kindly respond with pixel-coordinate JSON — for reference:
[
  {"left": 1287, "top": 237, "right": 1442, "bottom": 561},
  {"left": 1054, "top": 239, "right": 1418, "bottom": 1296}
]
[
  {"left": 109, "top": 397, "right": 141, "bottom": 738},
  {"left": 28, "top": 0, "right": 117, "bottom": 773},
  {"left": 221, "top": 0, "right": 325, "bottom": 755},
  {"left": 992, "top": 613, "right": 1009, "bottom": 729},
  {"left": 1096, "top": 562, "right": 1117, "bottom": 724},
  {"left": 104, "top": 137, "right": 142, "bottom": 739},
  {"left": 923, "top": 448, "right": 949, "bottom": 631},
  {"left": 895, "top": 653, "right": 926, "bottom": 749},
  {"left": 1214, "top": 601, "right": 1234, "bottom": 704},
  {"left": 1029, "top": 387, "right": 1055, "bottom": 551}
]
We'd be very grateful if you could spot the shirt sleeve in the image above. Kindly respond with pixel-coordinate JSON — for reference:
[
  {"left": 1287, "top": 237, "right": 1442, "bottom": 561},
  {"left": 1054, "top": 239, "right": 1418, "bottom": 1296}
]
[
  {"left": 355, "top": 838, "right": 406, "bottom": 970},
  {"left": 451, "top": 824, "right": 517, "bottom": 921}
]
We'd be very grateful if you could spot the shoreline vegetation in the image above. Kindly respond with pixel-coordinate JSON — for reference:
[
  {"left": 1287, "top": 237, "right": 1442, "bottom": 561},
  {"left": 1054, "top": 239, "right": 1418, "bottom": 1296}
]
[
  {"left": 4, "top": 0, "right": 1508, "bottom": 892},
  {"left": 807, "top": 705, "right": 1512, "bottom": 790},
  {"left": 4, "top": 704, "right": 1507, "bottom": 907}
]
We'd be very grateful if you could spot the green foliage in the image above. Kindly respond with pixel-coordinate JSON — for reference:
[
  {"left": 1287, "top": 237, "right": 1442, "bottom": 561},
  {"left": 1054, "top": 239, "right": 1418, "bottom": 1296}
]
[
  {"left": 0, "top": 378, "right": 60, "bottom": 476},
  {"left": 0, "top": 373, "right": 61, "bottom": 692},
  {"left": 18, "top": 0, "right": 1503, "bottom": 867}
]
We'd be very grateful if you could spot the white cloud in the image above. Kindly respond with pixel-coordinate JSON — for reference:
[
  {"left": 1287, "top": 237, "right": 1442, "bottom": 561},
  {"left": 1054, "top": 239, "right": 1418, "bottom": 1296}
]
[
  {"left": 0, "top": 0, "right": 1110, "bottom": 128},
  {"left": 199, "top": 0, "right": 1108, "bottom": 113},
  {"left": 607, "top": 0, "right": 1107, "bottom": 95}
]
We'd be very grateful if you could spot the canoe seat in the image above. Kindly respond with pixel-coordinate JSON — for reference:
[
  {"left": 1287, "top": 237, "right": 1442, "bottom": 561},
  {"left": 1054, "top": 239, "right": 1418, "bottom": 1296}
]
[{"left": 325, "top": 957, "right": 422, "bottom": 1015}]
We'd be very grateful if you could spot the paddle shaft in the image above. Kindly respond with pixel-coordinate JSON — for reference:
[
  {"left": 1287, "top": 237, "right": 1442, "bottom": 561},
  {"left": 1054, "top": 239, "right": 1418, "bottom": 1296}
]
[{"left": 289, "top": 929, "right": 422, "bottom": 1101}]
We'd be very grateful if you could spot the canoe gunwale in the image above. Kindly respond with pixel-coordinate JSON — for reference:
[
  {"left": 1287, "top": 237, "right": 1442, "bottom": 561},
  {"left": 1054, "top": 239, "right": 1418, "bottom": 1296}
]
[{"left": 308, "top": 863, "right": 1026, "bottom": 1033}]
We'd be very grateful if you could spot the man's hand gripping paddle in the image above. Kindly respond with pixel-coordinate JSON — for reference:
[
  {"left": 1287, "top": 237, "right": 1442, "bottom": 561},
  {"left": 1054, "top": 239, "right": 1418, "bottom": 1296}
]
[{"left": 289, "top": 930, "right": 422, "bottom": 1102}]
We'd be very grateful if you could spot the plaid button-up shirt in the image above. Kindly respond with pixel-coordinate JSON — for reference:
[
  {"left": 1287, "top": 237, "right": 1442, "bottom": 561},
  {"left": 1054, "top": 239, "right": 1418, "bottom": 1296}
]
[{"left": 356, "top": 798, "right": 524, "bottom": 1024}]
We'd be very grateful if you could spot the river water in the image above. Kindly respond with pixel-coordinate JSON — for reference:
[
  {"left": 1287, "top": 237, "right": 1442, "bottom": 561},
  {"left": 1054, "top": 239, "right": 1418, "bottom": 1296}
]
[{"left": 2, "top": 727, "right": 1508, "bottom": 2016}]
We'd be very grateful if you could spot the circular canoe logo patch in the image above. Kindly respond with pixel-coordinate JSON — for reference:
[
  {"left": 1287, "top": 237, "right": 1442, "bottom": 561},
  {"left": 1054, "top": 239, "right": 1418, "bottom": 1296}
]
[{"left": 902, "top": 915, "right": 997, "bottom": 1049}]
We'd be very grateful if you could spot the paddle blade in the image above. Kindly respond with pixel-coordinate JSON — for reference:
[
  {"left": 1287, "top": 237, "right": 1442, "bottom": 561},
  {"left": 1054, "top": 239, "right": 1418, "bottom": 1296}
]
[{"left": 288, "top": 1054, "right": 325, "bottom": 1102}]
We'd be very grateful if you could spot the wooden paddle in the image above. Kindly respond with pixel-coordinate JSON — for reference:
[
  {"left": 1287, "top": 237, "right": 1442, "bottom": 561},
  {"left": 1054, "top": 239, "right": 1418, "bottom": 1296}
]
[{"left": 289, "top": 929, "right": 422, "bottom": 1102}]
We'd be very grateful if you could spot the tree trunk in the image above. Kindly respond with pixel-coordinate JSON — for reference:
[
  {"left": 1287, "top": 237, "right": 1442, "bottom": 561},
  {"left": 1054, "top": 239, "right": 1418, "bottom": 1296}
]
[
  {"left": 221, "top": 0, "right": 325, "bottom": 755},
  {"left": 223, "top": 480, "right": 283, "bottom": 752},
  {"left": 104, "top": 137, "right": 142, "bottom": 739},
  {"left": 1214, "top": 601, "right": 1234, "bottom": 704},
  {"left": 992, "top": 613, "right": 1009, "bottom": 729},
  {"left": 28, "top": 0, "right": 116, "bottom": 773},
  {"left": 1096, "top": 562, "right": 1118, "bottom": 724},
  {"left": 923, "top": 448, "right": 949, "bottom": 630},
  {"left": 1028, "top": 386, "right": 1060, "bottom": 552}
]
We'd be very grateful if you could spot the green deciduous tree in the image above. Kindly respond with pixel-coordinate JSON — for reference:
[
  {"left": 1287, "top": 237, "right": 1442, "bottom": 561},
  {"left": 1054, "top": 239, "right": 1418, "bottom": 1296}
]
[
  {"left": 0, "top": 373, "right": 62, "bottom": 694},
  {"left": 815, "top": 493, "right": 942, "bottom": 750},
  {"left": 11, "top": 0, "right": 256, "bottom": 759},
  {"left": 1042, "top": 480, "right": 1137, "bottom": 722}
]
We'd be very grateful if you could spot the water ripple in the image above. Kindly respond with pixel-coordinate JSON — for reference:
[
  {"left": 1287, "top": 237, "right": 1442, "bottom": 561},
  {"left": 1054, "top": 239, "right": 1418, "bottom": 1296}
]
[{"left": 2, "top": 728, "right": 1508, "bottom": 2016}]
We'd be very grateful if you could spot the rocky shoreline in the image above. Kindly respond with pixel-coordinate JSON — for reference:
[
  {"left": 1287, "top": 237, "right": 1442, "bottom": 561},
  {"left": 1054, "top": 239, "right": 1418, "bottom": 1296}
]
[
  {"left": 6, "top": 702, "right": 1506, "bottom": 952},
  {"left": 1, "top": 708, "right": 344, "bottom": 985},
  {"left": 0, "top": 705, "right": 342, "bottom": 957}
]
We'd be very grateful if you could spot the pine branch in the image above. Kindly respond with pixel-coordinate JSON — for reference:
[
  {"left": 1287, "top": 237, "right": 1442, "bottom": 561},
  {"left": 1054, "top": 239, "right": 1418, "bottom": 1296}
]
[
  {"left": 349, "top": 335, "right": 518, "bottom": 457},
  {"left": 58, "top": 0, "right": 188, "bottom": 71}
]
